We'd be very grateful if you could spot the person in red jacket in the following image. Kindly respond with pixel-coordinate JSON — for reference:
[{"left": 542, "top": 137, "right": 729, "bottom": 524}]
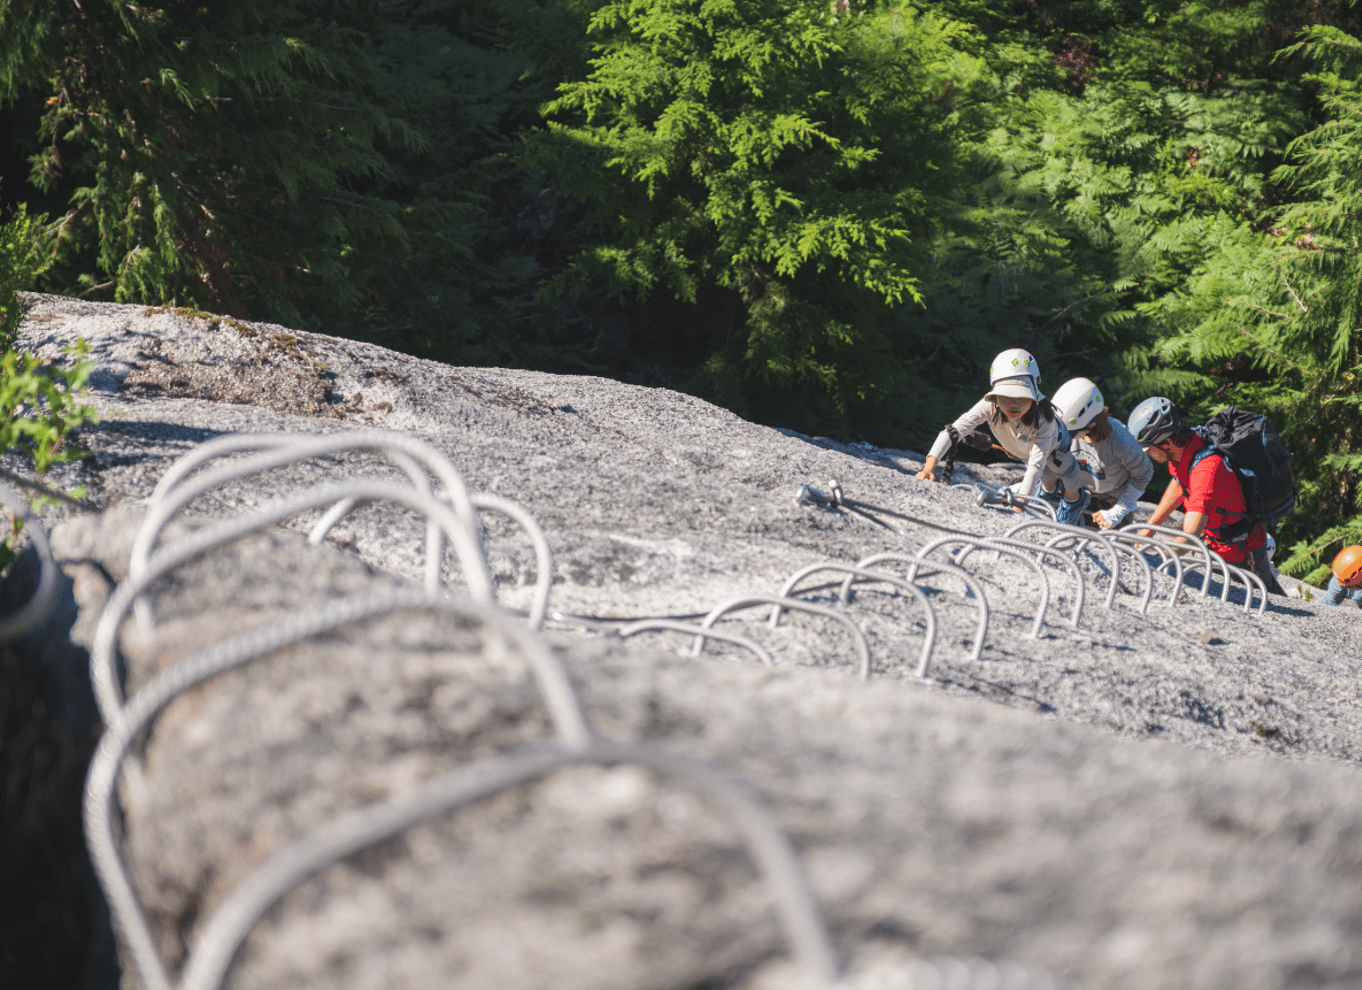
[{"left": 1127, "top": 396, "right": 1284, "bottom": 595}]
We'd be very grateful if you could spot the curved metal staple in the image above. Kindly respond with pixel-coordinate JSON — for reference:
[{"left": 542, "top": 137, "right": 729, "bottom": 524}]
[
  {"left": 847, "top": 552, "right": 990, "bottom": 665},
  {"left": 0, "top": 481, "right": 62, "bottom": 643},
  {"left": 959, "top": 537, "right": 1085, "bottom": 630},
  {"left": 774, "top": 563, "right": 937, "bottom": 680},
  {"left": 1102, "top": 530, "right": 1184, "bottom": 609},
  {"left": 1182, "top": 559, "right": 1266, "bottom": 616},
  {"left": 1004, "top": 520, "right": 1122, "bottom": 611},
  {"left": 692, "top": 595, "right": 873, "bottom": 681},
  {"left": 134, "top": 432, "right": 487, "bottom": 624},
  {"left": 916, "top": 536, "right": 1050, "bottom": 639},
  {"left": 305, "top": 447, "right": 441, "bottom": 590},
  {"left": 469, "top": 493, "right": 554, "bottom": 631},
  {"left": 302, "top": 487, "right": 554, "bottom": 633},
  {"left": 175, "top": 738, "right": 841, "bottom": 990},
  {"left": 618, "top": 619, "right": 775, "bottom": 669},
  {"left": 147, "top": 437, "right": 449, "bottom": 589},
  {"left": 84, "top": 587, "right": 592, "bottom": 990},
  {"left": 1081, "top": 534, "right": 1154, "bottom": 616},
  {"left": 1228, "top": 562, "right": 1269, "bottom": 616},
  {"left": 90, "top": 480, "right": 494, "bottom": 722},
  {"left": 1116, "top": 522, "right": 1214, "bottom": 598},
  {"left": 1179, "top": 557, "right": 1238, "bottom": 607},
  {"left": 315, "top": 490, "right": 554, "bottom": 633},
  {"left": 1181, "top": 545, "right": 1236, "bottom": 604}
]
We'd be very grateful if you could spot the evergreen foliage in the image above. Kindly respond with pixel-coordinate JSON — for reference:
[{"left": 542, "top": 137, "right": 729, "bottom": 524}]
[
  {"left": 1, "top": 0, "right": 1360, "bottom": 586},
  {"left": 0, "top": 0, "right": 542, "bottom": 357},
  {"left": 0, "top": 205, "right": 98, "bottom": 565},
  {"left": 1139, "top": 25, "right": 1362, "bottom": 581},
  {"left": 526, "top": 0, "right": 980, "bottom": 411}
]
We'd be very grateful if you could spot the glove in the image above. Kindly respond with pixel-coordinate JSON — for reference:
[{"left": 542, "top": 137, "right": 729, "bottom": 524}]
[{"left": 1096, "top": 505, "right": 1130, "bottom": 529}]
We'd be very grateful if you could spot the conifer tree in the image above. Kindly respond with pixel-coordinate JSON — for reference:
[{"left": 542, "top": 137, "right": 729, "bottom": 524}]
[
  {"left": 524, "top": 0, "right": 980, "bottom": 414},
  {"left": 0, "top": 0, "right": 542, "bottom": 355},
  {"left": 1143, "top": 26, "right": 1362, "bottom": 580}
]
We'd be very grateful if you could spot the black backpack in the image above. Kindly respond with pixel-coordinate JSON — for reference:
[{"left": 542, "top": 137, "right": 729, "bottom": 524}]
[{"left": 1190, "top": 407, "right": 1296, "bottom": 540}]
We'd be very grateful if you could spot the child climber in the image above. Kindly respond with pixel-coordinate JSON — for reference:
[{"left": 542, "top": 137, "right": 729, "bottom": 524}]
[
  {"left": 1050, "top": 376, "right": 1154, "bottom": 530},
  {"left": 1319, "top": 545, "right": 1362, "bottom": 608},
  {"left": 916, "top": 349, "right": 1087, "bottom": 526}
]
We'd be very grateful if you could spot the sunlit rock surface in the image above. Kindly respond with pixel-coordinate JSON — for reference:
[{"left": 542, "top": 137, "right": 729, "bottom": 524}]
[{"left": 17, "top": 293, "right": 1362, "bottom": 990}]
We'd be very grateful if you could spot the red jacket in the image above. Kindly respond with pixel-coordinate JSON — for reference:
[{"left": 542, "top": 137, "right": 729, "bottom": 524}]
[{"left": 1169, "top": 434, "right": 1265, "bottom": 564}]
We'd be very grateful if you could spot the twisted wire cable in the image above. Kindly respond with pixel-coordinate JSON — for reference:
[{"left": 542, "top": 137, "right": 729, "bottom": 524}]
[
  {"left": 693, "top": 595, "right": 874, "bottom": 681},
  {"left": 0, "top": 479, "right": 62, "bottom": 643},
  {"left": 915, "top": 536, "right": 1051, "bottom": 640},
  {"left": 775, "top": 563, "right": 938, "bottom": 679},
  {"left": 848, "top": 553, "right": 990, "bottom": 666},
  {"left": 84, "top": 587, "right": 592, "bottom": 990},
  {"left": 1003, "top": 521, "right": 1121, "bottom": 612},
  {"left": 135, "top": 432, "right": 487, "bottom": 625},
  {"left": 177, "top": 736, "right": 842, "bottom": 990},
  {"left": 618, "top": 618, "right": 776, "bottom": 669},
  {"left": 90, "top": 480, "right": 495, "bottom": 722}
]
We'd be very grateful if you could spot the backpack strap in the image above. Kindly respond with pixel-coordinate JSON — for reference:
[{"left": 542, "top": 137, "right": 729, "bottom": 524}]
[{"left": 1186, "top": 438, "right": 1253, "bottom": 542}]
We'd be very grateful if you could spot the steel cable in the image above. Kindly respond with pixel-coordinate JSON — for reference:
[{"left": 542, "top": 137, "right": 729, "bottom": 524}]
[
  {"left": 971, "top": 484, "right": 1061, "bottom": 523},
  {"left": 90, "top": 480, "right": 495, "bottom": 721}
]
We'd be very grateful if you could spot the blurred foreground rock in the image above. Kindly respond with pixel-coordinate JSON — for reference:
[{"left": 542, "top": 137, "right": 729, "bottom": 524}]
[{"left": 11, "top": 294, "right": 1362, "bottom": 990}]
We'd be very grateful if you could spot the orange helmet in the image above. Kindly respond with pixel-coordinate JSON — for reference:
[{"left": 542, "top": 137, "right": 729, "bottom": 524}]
[{"left": 1333, "top": 545, "right": 1362, "bottom": 587}]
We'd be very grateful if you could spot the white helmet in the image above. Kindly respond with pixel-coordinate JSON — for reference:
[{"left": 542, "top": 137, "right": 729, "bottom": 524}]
[
  {"left": 1052, "top": 376, "right": 1105, "bottom": 431},
  {"left": 990, "top": 348, "right": 1041, "bottom": 385},
  {"left": 987, "top": 348, "right": 1043, "bottom": 401}
]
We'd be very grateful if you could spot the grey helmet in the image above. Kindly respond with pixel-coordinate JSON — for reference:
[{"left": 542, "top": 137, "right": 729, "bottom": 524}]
[{"left": 1127, "top": 396, "right": 1184, "bottom": 446}]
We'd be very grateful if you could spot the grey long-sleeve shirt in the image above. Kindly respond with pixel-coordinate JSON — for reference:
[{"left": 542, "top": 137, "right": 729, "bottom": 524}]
[{"left": 1072, "top": 418, "right": 1154, "bottom": 523}]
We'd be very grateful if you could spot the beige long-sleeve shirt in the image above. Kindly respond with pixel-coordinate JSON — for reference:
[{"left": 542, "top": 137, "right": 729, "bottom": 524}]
[{"left": 927, "top": 399, "right": 1062, "bottom": 493}]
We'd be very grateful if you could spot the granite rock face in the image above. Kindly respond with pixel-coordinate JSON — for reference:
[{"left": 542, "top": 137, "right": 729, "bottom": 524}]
[{"left": 13, "top": 293, "right": 1362, "bottom": 990}]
